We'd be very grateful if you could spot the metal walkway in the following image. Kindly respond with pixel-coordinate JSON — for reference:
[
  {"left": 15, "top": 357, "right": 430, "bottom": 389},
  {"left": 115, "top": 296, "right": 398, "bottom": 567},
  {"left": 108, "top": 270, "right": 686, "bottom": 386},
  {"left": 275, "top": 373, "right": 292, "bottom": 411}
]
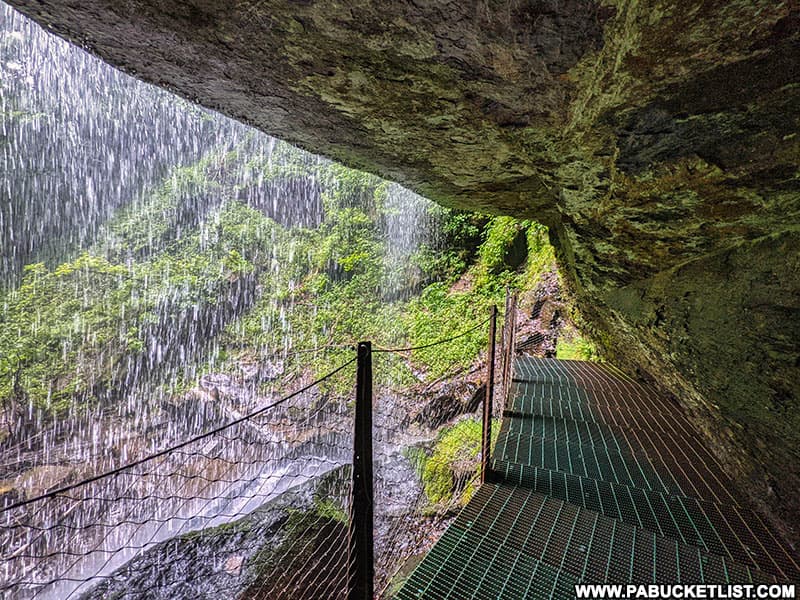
[{"left": 397, "top": 358, "right": 800, "bottom": 599}]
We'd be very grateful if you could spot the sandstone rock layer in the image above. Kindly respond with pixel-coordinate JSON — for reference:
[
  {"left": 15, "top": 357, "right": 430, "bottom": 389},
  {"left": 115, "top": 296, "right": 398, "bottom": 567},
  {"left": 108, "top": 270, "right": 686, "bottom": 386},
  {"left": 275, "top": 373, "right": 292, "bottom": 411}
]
[{"left": 7, "top": 0, "right": 799, "bottom": 540}]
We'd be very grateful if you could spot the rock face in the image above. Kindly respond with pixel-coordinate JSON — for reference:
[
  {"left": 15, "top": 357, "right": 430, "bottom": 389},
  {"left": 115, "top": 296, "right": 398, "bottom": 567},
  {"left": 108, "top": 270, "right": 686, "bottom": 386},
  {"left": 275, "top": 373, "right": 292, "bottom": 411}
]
[{"left": 6, "top": 1, "right": 799, "bottom": 539}]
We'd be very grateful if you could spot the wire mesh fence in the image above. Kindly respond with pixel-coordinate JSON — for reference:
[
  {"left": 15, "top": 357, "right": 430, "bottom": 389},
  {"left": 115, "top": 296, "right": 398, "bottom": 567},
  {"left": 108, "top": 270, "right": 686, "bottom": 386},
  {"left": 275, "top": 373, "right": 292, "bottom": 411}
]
[
  {"left": 1, "top": 357, "right": 356, "bottom": 600},
  {"left": 370, "top": 312, "right": 501, "bottom": 597},
  {"left": 1, "top": 304, "right": 506, "bottom": 600}
]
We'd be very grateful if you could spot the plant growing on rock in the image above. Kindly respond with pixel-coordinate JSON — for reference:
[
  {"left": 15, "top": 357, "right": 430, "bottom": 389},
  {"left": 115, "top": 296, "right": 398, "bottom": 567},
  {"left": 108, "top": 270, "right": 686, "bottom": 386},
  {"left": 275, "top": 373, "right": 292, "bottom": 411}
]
[{"left": 415, "top": 418, "right": 499, "bottom": 507}]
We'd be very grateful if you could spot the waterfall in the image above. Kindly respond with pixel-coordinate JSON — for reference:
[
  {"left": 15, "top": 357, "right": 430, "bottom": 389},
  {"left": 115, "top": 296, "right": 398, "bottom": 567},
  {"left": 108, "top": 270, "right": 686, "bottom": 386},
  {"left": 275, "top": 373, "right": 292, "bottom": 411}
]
[{"left": 0, "top": 3, "right": 448, "bottom": 599}]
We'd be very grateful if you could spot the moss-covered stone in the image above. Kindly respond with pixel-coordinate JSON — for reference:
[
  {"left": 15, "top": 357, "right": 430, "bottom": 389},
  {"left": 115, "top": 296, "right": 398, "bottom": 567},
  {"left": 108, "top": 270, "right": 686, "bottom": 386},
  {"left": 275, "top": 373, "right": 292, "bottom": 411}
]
[{"left": 8, "top": 0, "right": 800, "bottom": 542}]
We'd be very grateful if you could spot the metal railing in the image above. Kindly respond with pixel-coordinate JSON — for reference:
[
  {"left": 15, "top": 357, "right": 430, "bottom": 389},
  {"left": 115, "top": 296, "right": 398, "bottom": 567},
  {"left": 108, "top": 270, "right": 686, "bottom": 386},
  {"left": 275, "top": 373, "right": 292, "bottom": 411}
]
[
  {"left": 500, "top": 288, "right": 519, "bottom": 412},
  {"left": 1, "top": 304, "right": 510, "bottom": 599}
]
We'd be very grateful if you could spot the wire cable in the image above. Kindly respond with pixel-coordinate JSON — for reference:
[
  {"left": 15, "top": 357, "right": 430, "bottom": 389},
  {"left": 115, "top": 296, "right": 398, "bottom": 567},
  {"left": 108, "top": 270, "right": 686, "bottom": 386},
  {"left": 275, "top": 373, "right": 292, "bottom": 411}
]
[
  {"left": 372, "top": 314, "right": 491, "bottom": 353},
  {"left": 1, "top": 355, "right": 356, "bottom": 514}
]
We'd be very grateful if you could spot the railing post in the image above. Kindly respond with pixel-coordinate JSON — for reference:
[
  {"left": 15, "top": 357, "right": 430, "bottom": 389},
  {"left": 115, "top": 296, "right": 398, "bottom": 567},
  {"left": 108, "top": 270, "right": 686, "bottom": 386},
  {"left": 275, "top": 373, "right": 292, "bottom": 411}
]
[
  {"left": 349, "top": 341, "right": 374, "bottom": 600},
  {"left": 500, "top": 288, "right": 512, "bottom": 410},
  {"left": 504, "top": 293, "right": 517, "bottom": 405},
  {"left": 481, "top": 306, "right": 497, "bottom": 483}
]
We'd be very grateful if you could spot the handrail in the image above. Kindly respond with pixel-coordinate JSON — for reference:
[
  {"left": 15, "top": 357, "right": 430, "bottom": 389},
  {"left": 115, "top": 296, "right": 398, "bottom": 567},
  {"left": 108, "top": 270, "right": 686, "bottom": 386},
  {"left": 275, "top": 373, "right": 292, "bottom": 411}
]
[
  {"left": 480, "top": 306, "right": 498, "bottom": 483},
  {"left": 2, "top": 310, "right": 501, "bottom": 598},
  {"left": 1, "top": 356, "right": 356, "bottom": 513},
  {"left": 372, "top": 314, "right": 492, "bottom": 353}
]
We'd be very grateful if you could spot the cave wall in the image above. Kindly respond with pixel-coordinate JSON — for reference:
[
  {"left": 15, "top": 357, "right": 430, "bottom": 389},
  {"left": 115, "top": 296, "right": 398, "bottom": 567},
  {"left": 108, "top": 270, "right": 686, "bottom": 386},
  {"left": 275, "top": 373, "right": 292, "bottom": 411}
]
[{"left": 6, "top": 0, "right": 799, "bottom": 540}]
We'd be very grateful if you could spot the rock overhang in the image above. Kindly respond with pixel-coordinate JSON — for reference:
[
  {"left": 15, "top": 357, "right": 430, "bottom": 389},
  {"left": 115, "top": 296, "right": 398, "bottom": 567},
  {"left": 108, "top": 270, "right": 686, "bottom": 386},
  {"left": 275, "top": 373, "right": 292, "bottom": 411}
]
[{"left": 5, "top": 0, "right": 799, "bottom": 542}]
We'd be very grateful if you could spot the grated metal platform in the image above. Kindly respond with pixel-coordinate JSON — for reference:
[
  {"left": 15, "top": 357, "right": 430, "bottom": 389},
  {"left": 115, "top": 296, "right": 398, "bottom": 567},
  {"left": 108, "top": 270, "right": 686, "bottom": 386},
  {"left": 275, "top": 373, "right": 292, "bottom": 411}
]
[{"left": 397, "top": 358, "right": 800, "bottom": 599}]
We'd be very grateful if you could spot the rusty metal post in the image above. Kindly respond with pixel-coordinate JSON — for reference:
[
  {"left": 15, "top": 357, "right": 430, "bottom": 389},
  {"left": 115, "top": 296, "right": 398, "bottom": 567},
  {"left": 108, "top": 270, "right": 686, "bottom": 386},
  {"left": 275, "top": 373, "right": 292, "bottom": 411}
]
[
  {"left": 349, "top": 342, "right": 374, "bottom": 600},
  {"left": 499, "top": 288, "right": 510, "bottom": 410},
  {"left": 504, "top": 293, "right": 517, "bottom": 404},
  {"left": 481, "top": 306, "right": 497, "bottom": 483}
]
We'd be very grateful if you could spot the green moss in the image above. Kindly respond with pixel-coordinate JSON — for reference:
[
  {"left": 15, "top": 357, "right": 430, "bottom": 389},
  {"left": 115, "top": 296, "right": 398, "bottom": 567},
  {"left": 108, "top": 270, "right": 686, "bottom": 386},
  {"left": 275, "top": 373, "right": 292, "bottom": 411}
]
[
  {"left": 313, "top": 497, "right": 348, "bottom": 524},
  {"left": 417, "top": 418, "right": 500, "bottom": 506},
  {"left": 555, "top": 326, "right": 600, "bottom": 361},
  {"left": 478, "top": 217, "right": 523, "bottom": 272},
  {"left": 179, "top": 516, "right": 253, "bottom": 541},
  {"left": 520, "top": 222, "right": 556, "bottom": 288}
]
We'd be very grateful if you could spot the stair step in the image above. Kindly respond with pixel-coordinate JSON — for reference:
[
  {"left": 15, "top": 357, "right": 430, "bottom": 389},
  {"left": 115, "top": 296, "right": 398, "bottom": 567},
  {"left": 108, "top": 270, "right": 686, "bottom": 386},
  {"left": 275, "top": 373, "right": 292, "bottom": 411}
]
[
  {"left": 397, "top": 484, "right": 781, "bottom": 600},
  {"left": 487, "top": 460, "right": 800, "bottom": 581}
]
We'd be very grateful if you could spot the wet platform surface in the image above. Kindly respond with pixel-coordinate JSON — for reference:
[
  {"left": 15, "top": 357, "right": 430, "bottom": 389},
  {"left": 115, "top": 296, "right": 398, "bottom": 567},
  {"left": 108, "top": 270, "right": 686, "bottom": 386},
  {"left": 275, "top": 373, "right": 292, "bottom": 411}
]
[{"left": 397, "top": 358, "right": 800, "bottom": 599}]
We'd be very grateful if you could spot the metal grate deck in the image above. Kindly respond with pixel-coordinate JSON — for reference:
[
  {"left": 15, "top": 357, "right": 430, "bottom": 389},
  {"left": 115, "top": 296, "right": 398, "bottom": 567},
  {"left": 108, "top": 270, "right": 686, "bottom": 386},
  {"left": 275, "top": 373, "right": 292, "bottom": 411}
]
[
  {"left": 398, "top": 358, "right": 800, "bottom": 598},
  {"left": 487, "top": 461, "right": 800, "bottom": 578},
  {"left": 397, "top": 484, "right": 782, "bottom": 600}
]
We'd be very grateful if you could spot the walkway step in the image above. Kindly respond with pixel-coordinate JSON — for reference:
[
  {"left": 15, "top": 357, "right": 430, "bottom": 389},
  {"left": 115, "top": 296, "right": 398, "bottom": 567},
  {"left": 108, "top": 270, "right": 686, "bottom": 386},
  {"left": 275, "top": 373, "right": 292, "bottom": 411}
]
[
  {"left": 396, "top": 484, "right": 780, "bottom": 600},
  {"left": 495, "top": 432, "right": 677, "bottom": 496},
  {"left": 397, "top": 358, "right": 800, "bottom": 598},
  {"left": 487, "top": 460, "right": 800, "bottom": 580},
  {"left": 496, "top": 414, "right": 743, "bottom": 506},
  {"left": 508, "top": 382, "right": 679, "bottom": 434}
]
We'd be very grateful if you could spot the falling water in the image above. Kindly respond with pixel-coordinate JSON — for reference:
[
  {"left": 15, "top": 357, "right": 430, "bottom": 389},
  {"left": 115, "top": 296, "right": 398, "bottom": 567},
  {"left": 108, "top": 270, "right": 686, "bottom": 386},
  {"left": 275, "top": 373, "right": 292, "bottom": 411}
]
[
  {"left": 380, "top": 183, "right": 441, "bottom": 301},
  {"left": 0, "top": 3, "right": 446, "bottom": 598},
  {"left": 0, "top": 4, "right": 250, "bottom": 288}
]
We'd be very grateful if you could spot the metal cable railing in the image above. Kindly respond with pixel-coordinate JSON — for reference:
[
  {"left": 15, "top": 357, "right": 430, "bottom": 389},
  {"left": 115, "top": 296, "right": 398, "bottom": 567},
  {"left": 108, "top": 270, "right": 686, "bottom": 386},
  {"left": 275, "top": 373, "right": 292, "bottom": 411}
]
[
  {"left": 1, "top": 305, "right": 508, "bottom": 600},
  {"left": 499, "top": 289, "right": 519, "bottom": 413},
  {"left": 372, "top": 315, "right": 492, "bottom": 354},
  {"left": 1, "top": 357, "right": 357, "bottom": 600},
  {"left": 368, "top": 307, "right": 506, "bottom": 597}
]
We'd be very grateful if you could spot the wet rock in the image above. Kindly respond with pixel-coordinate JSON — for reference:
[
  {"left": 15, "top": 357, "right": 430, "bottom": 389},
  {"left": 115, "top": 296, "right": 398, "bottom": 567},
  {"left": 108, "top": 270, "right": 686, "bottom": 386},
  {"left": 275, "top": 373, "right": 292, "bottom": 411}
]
[
  {"left": 200, "top": 373, "right": 232, "bottom": 391},
  {"left": 240, "top": 358, "right": 285, "bottom": 383},
  {"left": 11, "top": 464, "right": 75, "bottom": 499},
  {"left": 73, "top": 455, "right": 430, "bottom": 599},
  {"left": 410, "top": 379, "right": 482, "bottom": 430},
  {"left": 223, "top": 555, "right": 244, "bottom": 576},
  {"left": 8, "top": 0, "right": 800, "bottom": 540},
  {"left": 0, "top": 481, "right": 22, "bottom": 507},
  {"left": 515, "top": 268, "right": 565, "bottom": 358},
  {"left": 77, "top": 468, "right": 346, "bottom": 600},
  {"left": 78, "top": 496, "right": 296, "bottom": 600}
]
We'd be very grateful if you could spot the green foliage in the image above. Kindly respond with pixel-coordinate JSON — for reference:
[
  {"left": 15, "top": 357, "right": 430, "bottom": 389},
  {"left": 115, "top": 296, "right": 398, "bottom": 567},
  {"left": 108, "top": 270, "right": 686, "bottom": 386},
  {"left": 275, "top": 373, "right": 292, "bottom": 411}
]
[
  {"left": 201, "top": 153, "right": 560, "bottom": 389},
  {"left": 478, "top": 216, "right": 523, "bottom": 273},
  {"left": 313, "top": 497, "right": 348, "bottom": 524},
  {"left": 0, "top": 183, "right": 281, "bottom": 414},
  {"left": 473, "top": 216, "right": 555, "bottom": 292},
  {"left": 520, "top": 222, "right": 556, "bottom": 288},
  {"left": 411, "top": 209, "right": 487, "bottom": 283},
  {"left": 0, "top": 254, "right": 134, "bottom": 412},
  {"left": 411, "top": 246, "right": 467, "bottom": 284},
  {"left": 1, "top": 137, "right": 561, "bottom": 419},
  {"left": 416, "top": 418, "right": 499, "bottom": 506},
  {"left": 105, "top": 159, "right": 220, "bottom": 260},
  {"left": 555, "top": 326, "right": 599, "bottom": 361},
  {"left": 258, "top": 139, "right": 326, "bottom": 183},
  {"left": 400, "top": 215, "right": 555, "bottom": 378},
  {"left": 404, "top": 283, "right": 500, "bottom": 379},
  {"left": 215, "top": 159, "right": 416, "bottom": 391}
]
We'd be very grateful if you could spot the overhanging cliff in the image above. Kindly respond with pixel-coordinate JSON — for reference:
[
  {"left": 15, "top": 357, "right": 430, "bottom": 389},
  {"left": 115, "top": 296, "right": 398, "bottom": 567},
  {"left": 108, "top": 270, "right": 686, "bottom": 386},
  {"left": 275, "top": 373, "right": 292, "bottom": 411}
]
[{"left": 6, "top": 0, "right": 799, "bottom": 540}]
